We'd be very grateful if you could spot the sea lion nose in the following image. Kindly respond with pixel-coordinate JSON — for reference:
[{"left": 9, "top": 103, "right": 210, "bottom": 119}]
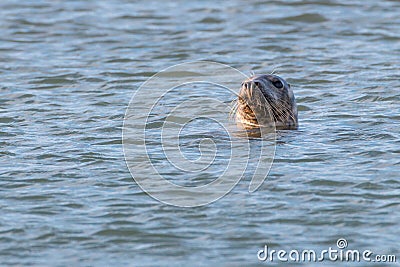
[
  {"left": 241, "top": 81, "right": 254, "bottom": 98},
  {"left": 242, "top": 81, "right": 253, "bottom": 90}
]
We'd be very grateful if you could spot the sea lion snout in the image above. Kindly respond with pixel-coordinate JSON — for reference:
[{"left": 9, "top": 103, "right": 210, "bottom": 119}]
[
  {"left": 240, "top": 79, "right": 264, "bottom": 99},
  {"left": 240, "top": 81, "right": 255, "bottom": 99}
]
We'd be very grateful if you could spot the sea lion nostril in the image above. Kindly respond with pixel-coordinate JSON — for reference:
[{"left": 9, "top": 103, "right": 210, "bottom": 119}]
[{"left": 243, "top": 81, "right": 252, "bottom": 90}]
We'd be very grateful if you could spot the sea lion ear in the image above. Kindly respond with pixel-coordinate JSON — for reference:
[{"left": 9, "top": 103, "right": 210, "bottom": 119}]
[{"left": 288, "top": 83, "right": 291, "bottom": 88}]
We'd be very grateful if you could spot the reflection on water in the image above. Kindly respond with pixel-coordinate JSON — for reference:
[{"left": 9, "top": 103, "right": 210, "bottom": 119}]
[{"left": 0, "top": 0, "right": 399, "bottom": 265}]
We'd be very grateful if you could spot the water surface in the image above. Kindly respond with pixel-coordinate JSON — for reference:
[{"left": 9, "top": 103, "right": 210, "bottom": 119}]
[{"left": 0, "top": 0, "right": 399, "bottom": 266}]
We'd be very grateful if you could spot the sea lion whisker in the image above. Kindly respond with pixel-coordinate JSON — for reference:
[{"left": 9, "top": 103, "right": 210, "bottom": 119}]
[{"left": 229, "top": 99, "right": 239, "bottom": 120}]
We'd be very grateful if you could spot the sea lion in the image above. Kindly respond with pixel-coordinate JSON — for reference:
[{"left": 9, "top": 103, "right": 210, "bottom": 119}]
[{"left": 233, "top": 74, "right": 298, "bottom": 130}]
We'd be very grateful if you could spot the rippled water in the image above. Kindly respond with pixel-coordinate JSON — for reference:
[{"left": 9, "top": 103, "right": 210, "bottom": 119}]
[{"left": 1, "top": 0, "right": 399, "bottom": 266}]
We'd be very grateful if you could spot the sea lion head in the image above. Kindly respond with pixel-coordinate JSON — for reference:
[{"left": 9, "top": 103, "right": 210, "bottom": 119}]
[{"left": 235, "top": 74, "right": 298, "bottom": 130}]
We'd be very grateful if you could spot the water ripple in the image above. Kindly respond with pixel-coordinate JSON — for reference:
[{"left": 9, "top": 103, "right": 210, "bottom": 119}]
[{"left": 1, "top": 0, "right": 400, "bottom": 266}]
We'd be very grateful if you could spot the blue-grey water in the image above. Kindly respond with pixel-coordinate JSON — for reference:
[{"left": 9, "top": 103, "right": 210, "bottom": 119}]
[{"left": 1, "top": 0, "right": 399, "bottom": 266}]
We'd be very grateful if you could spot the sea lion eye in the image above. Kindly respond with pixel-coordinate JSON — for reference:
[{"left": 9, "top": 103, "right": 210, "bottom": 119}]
[
  {"left": 254, "top": 81, "right": 261, "bottom": 88},
  {"left": 272, "top": 80, "right": 283, "bottom": 88}
]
